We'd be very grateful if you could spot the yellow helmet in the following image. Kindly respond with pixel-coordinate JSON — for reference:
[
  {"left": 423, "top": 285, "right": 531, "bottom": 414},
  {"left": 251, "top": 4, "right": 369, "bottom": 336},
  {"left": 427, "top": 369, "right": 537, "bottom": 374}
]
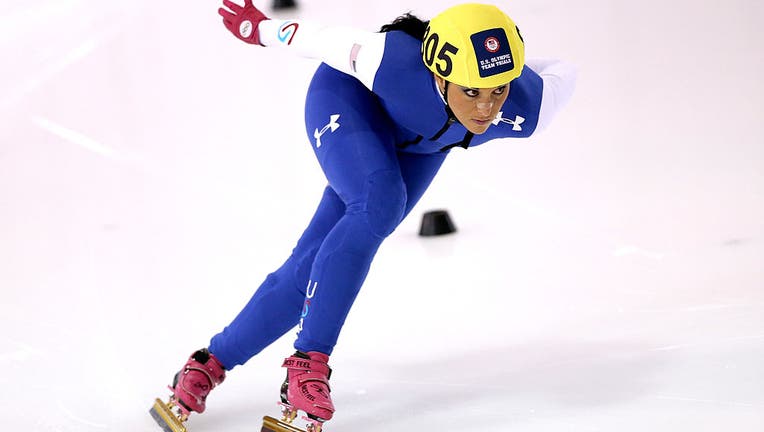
[{"left": 422, "top": 3, "right": 525, "bottom": 88}]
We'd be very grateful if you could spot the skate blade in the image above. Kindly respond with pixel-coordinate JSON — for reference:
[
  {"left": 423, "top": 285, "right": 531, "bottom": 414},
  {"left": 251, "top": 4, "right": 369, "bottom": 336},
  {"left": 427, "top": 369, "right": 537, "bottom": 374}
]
[
  {"left": 262, "top": 415, "right": 309, "bottom": 432},
  {"left": 150, "top": 398, "right": 187, "bottom": 432}
]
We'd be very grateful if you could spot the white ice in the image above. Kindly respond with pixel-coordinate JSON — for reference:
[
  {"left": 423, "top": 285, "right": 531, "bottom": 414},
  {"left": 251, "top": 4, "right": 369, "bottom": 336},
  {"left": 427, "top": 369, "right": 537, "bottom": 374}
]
[{"left": 1, "top": 0, "right": 763, "bottom": 431}]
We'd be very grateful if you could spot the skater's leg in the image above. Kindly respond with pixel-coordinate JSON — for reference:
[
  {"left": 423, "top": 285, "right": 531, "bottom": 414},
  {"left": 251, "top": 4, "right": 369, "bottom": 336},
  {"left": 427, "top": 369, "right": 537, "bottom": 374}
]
[
  {"left": 294, "top": 171, "right": 404, "bottom": 354},
  {"left": 294, "top": 146, "right": 449, "bottom": 355},
  {"left": 276, "top": 66, "right": 404, "bottom": 425},
  {"left": 398, "top": 150, "right": 449, "bottom": 218},
  {"left": 277, "top": 152, "right": 447, "bottom": 426},
  {"left": 211, "top": 150, "right": 446, "bottom": 365},
  {"left": 208, "top": 186, "right": 345, "bottom": 369},
  {"left": 294, "top": 65, "right": 405, "bottom": 356},
  {"left": 154, "top": 187, "right": 345, "bottom": 426}
]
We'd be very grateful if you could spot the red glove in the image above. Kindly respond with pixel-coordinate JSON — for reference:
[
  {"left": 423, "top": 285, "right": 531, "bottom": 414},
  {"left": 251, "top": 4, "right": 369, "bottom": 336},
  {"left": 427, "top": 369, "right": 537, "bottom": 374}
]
[{"left": 218, "top": 0, "right": 269, "bottom": 45}]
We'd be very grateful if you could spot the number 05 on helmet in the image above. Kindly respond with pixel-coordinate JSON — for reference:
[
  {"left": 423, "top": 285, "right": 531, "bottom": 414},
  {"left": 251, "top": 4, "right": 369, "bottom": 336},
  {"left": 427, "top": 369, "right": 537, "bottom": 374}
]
[{"left": 422, "top": 3, "right": 525, "bottom": 89}]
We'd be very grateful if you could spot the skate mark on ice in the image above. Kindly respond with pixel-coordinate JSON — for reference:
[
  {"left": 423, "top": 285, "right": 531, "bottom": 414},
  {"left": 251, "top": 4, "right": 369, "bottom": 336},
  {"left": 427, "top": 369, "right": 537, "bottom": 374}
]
[
  {"left": 34, "top": 116, "right": 119, "bottom": 160},
  {"left": 654, "top": 395, "right": 762, "bottom": 408},
  {"left": 57, "top": 401, "right": 109, "bottom": 429},
  {"left": 612, "top": 245, "right": 666, "bottom": 260},
  {"left": 0, "top": 338, "right": 41, "bottom": 364},
  {"left": 649, "top": 333, "right": 764, "bottom": 352}
]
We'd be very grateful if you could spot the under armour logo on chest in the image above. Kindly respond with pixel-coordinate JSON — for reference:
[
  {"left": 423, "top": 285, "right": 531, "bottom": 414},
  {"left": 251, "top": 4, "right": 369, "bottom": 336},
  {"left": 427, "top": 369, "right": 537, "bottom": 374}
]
[
  {"left": 314, "top": 114, "right": 341, "bottom": 148},
  {"left": 492, "top": 112, "right": 525, "bottom": 131}
]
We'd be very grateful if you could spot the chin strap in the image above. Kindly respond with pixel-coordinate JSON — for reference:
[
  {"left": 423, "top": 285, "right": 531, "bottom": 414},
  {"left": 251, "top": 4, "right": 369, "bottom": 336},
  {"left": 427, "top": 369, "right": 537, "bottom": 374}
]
[
  {"left": 431, "top": 78, "right": 474, "bottom": 152},
  {"left": 435, "top": 79, "right": 458, "bottom": 130},
  {"left": 437, "top": 81, "right": 453, "bottom": 114}
]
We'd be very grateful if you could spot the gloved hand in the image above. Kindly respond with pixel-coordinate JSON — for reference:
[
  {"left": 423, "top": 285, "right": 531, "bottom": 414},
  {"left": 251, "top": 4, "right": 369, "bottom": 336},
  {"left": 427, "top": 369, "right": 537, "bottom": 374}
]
[{"left": 218, "top": 0, "right": 269, "bottom": 45}]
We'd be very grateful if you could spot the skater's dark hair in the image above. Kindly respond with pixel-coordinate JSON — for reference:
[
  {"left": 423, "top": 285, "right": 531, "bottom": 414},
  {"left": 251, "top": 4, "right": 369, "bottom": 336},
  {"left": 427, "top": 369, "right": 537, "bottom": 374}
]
[{"left": 380, "top": 13, "right": 429, "bottom": 41}]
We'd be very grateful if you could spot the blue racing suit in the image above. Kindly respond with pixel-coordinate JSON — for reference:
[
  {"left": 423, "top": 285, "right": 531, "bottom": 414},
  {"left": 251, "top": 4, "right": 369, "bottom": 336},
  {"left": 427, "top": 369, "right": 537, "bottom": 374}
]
[{"left": 209, "top": 29, "right": 553, "bottom": 368}]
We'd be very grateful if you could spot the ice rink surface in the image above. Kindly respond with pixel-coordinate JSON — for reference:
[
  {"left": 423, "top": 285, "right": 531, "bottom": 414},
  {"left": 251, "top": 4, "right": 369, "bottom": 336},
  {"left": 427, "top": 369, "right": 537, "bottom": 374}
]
[{"left": 1, "top": 0, "right": 763, "bottom": 430}]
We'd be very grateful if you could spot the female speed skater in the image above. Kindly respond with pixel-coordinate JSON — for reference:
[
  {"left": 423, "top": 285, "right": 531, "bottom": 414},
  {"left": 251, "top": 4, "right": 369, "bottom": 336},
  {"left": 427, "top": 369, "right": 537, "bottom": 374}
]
[{"left": 151, "top": 2, "right": 576, "bottom": 431}]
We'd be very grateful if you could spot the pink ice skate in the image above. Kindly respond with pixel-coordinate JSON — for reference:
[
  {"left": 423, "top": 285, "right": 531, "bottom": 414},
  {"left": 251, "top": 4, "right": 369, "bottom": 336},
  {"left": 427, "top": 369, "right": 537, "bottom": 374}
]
[
  {"left": 150, "top": 348, "right": 226, "bottom": 432},
  {"left": 273, "top": 351, "right": 334, "bottom": 432}
]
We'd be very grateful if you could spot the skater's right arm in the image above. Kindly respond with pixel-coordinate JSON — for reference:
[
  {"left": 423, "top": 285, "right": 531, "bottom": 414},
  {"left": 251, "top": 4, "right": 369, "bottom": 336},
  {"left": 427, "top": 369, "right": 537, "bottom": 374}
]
[
  {"left": 257, "top": 20, "right": 385, "bottom": 90},
  {"left": 218, "top": 0, "right": 385, "bottom": 90}
]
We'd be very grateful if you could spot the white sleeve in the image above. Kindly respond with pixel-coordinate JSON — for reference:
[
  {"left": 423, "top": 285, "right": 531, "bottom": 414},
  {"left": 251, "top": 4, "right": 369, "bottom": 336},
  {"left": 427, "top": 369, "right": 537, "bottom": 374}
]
[
  {"left": 258, "top": 19, "right": 386, "bottom": 90},
  {"left": 526, "top": 58, "right": 577, "bottom": 132}
]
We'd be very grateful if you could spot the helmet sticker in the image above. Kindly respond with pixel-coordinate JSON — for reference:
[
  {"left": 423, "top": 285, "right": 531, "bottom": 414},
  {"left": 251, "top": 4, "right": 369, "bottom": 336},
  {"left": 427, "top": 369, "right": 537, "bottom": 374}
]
[
  {"left": 471, "top": 28, "right": 515, "bottom": 78},
  {"left": 484, "top": 37, "right": 500, "bottom": 53}
]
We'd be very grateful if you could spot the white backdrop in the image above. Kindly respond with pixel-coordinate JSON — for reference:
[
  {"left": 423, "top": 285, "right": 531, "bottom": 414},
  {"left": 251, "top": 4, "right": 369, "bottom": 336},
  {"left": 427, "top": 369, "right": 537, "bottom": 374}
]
[{"left": 1, "top": 0, "right": 763, "bottom": 431}]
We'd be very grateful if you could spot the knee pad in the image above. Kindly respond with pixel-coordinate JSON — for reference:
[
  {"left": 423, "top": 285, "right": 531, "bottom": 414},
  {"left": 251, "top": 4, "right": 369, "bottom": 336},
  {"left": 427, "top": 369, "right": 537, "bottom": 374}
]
[{"left": 364, "top": 169, "right": 407, "bottom": 237}]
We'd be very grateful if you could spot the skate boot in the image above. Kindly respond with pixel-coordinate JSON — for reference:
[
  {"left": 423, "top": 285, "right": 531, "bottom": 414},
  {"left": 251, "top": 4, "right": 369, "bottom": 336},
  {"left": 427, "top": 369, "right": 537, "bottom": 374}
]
[
  {"left": 150, "top": 348, "right": 226, "bottom": 432},
  {"left": 270, "top": 351, "right": 334, "bottom": 432}
]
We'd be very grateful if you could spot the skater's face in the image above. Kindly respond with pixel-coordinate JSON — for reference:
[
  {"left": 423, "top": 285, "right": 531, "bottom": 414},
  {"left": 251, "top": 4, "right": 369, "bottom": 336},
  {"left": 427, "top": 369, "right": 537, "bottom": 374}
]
[{"left": 435, "top": 75, "right": 510, "bottom": 135}]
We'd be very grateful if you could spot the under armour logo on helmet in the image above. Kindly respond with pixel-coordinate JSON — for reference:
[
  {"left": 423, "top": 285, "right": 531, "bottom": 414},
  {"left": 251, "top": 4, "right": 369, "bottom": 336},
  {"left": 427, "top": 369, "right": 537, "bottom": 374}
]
[
  {"left": 492, "top": 111, "right": 525, "bottom": 131},
  {"left": 314, "top": 114, "right": 341, "bottom": 148}
]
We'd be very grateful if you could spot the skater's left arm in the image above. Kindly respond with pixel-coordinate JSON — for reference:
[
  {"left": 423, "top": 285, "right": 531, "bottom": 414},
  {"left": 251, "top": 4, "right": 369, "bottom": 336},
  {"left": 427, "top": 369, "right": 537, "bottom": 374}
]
[{"left": 527, "top": 58, "right": 578, "bottom": 133}]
